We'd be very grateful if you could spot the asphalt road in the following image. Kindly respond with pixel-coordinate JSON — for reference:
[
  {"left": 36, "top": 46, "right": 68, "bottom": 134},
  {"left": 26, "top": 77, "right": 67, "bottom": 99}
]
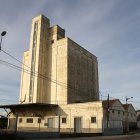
[{"left": 27, "top": 133, "right": 140, "bottom": 140}]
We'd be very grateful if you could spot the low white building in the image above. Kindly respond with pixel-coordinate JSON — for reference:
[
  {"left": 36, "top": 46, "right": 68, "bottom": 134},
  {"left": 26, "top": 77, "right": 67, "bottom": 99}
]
[
  {"left": 122, "top": 104, "right": 137, "bottom": 131},
  {"left": 103, "top": 100, "right": 124, "bottom": 126},
  {"left": 0, "top": 99, "right": 137, "bottom": 135},
  {"left": 1, "top": 102, "right": 103, "bottom": 134}
]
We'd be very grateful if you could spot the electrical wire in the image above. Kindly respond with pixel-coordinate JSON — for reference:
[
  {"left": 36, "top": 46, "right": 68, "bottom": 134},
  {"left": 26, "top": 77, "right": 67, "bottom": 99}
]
[
  {"left": 0, "top": 59, "right": 97, "bottom": 99},
  {"left": 1, "top": 49, "right": 66, "bottom": 85},
  {"left": 0, "top": 49, "right": 139, "bottom": 109}
]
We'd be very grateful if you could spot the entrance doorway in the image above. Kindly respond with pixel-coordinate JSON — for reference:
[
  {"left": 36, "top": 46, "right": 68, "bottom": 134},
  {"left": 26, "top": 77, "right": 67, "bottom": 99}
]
[
  {"left": 74, "top": 117, "right": 82, "bottom": 133},
  {"left": 9, "top": 118, "right": 16, "bottom": 130}
]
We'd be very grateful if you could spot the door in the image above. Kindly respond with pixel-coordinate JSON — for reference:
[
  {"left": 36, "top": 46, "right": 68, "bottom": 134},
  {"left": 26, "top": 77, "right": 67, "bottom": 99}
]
[
  {"left": 74, "top": 117, "right": 82, "bottom": 133},
  {"left": 48, "top": 118, "right": 54, "bottom": 128},
  {"left": 9, "top": 118, "right": 16, "bottom": 130}
]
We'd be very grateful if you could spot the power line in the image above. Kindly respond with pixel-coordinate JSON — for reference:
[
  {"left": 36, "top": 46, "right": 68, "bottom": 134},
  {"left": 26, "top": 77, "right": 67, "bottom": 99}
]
[
  {"left": 1, "top": 49, "right": 66, "bottom": 85},
  {"left": 1, "top": 49, "right": 139, "bottom": 108},
  {"left": 1, "top": 58, "right": 139, "bottom": 108},
  {"left": 1, "top": 49, "right": 68, "bottom": 86},
  {"left": 100, "top": 93, "right": 140, "bottom": 107},
  {"left": 0, "top": 49, "right": 102, "bottom": 100},
  {"left": 0, "top": 59, "right": 97, "bottom": 99},
  {"left": 0, "top": 59, "right": 65, "bottom": 85},
  {"left": 1, "top": 49, "right": 28, "bottom": 68}
]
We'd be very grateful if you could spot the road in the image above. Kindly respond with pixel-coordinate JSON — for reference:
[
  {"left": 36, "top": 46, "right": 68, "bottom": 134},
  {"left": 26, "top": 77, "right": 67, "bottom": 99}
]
[{"left": 27, "top": 132, "right": 140, "bottom": 140}]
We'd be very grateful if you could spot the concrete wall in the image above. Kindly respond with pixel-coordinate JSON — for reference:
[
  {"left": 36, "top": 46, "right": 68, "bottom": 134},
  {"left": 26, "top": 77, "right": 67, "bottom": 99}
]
[
  {"left": 19, "top": 15, "right": 99, "bottom": 105},
  {"left": 19, "top": 15, "right": 50, "bottom": 104},
  {"left": 15, "top": 102, "right": 103, "bottom": 134},
  {"left": 48, "top": 38, "right": 68, "bottom": 105},
  {"left": 67, "top": 38, "right": 99, "bottom": 103},
  {"left": 19, "top": 51, "right": 30, "bottom": 103},
  {"left": 103, "top": 100, "right": 125, "bottom": 129},
  {"left": 103, "top": 100, "right": 137, "bottom": 132},
  {"left": 127, "top": 104, "right": 137, "bottom": 123},
  {"left": 59, "top": 102, "right": 103, "bottom": 133}
]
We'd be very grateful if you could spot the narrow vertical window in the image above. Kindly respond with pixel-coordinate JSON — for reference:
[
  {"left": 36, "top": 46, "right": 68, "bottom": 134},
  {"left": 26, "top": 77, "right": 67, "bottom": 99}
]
[
  {"left": 62, "top": 117, "right": 67, "bottom": 123},
  {"left": 19, "top": 118, "right": 22, "bottom": 123},
  {"left": 91, "top": 117, "right": 96, "bottom": 123},
  {"left": 29, "top": 22, "right": 38, "bottom": 102}
]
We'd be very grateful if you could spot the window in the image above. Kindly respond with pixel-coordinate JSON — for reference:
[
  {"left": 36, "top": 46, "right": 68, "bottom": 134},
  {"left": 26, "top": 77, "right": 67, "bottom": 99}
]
[
  {"left": 26, "top": 118, "right": 33, "bottom": 123},
  {"left": 51, "top": 40, "right": 54, "bottom": 44},
  {"left": 62, "top": 117, "right": 66, "bottom": 123},
  {"left": 112, "top": 110, "right": 114, "bottom": 114},
  {"left": 19, "top": 118, "right": 22, "bottom": 123},
  {"left": 44, "top": 123, "right": 48, "bottom": 126},
  {"left": 91, "top": 117, "right": 96, "bottom": 123},
  {"left": 118, "top": 111, "right": 120, "bottom": 114}
]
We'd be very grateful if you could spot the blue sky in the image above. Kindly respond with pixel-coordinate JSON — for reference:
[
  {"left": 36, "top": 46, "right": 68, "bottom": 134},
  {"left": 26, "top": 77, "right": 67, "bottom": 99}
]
[{"left": 0, "top": 0, "right": 140, "bottom": 113}]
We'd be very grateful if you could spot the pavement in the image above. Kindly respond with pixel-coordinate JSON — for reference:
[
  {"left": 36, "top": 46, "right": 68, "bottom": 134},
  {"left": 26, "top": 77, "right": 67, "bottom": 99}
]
[
  {"left": 1, "top": 129, "right": 140, "bottom": 140},
  {"left": 26, "top": 131, "right": 140, "bottom": 140}
]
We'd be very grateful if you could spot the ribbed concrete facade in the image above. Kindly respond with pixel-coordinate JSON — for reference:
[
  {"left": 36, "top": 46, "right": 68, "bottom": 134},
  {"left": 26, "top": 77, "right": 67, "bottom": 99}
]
[{"left": 19, "top": 14, "right": 99, "bottom": 105}]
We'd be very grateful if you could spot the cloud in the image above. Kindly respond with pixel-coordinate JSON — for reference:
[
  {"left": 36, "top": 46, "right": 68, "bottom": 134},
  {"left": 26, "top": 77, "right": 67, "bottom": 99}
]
[{"left": 0, "top": 0, "right": 140, "bottom": 109}]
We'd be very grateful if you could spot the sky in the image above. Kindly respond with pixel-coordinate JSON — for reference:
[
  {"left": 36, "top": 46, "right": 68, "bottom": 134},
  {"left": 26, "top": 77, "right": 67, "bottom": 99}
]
[{"left": 0, "top": 0, "right": 140, "bottom": 114}]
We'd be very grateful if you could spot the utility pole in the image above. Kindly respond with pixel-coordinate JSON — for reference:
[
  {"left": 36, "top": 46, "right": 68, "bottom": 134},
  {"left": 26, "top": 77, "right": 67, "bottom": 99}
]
[
  {"left": 107, "top": 94, "right": 110, "bottom": 128},
  {"left": 58, "top": 114, "right": 60, "bottom": 133},
  {"left": 126, "top": 96, "right": 133, "bottom": 132},
  {"left": 15, "top": 112, "right": 18, "bottom": 132}
]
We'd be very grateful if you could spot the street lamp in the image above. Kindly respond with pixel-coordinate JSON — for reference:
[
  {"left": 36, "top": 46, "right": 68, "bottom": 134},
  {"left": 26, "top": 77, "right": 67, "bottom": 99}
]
[
  {"left": 0, "top": 31, "right": 7, "bottom": 51},
  {"left": 126, "top": 96, "right": 133, "bottom": 104},
  {"left": 126, "top": 96, "right": 133, "bottom": 132}
]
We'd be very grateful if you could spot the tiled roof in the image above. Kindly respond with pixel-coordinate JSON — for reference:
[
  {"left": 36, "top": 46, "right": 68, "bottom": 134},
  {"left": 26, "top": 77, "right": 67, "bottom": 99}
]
[
  {"left": 102, "top": 99, "right": 119, "bottom": 108},
  {"left": 122, "top": 104, "right": 128, "bottom": 109},
  {"left": 123, "top": 104, "right": 135, "bottom": 111}
]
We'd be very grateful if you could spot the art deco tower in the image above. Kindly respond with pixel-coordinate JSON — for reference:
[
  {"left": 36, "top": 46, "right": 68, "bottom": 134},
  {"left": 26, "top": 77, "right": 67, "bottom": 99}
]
[{"left": 19, "top": 15, "right": 99, "bottom": 105}]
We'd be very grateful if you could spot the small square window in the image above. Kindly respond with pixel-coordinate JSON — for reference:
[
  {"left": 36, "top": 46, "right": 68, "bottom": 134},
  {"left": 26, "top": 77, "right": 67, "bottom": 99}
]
[
  {"left": 44, "top": 123, "right": 48, "bottom": 126},
  {"left": 91, "top": 117, "right": 96, "bottom": 123},
  {"left": 26, "top": 118, "right": 33, "bottom": 123},
  {"left": 62, "top": 117, "right": 66, "bottom": 123},
  {"left": 51, "top": 40, "right": 54, "bottom": 44},
  {"left": 19, "top": 118, "right": 22, "bottom": 123}
]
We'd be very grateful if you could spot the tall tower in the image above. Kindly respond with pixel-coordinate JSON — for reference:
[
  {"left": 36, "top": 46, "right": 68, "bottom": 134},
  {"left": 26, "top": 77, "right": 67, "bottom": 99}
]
[
  {"left": 19, "top": 15, "right": 50, "bottom": 103},
  {"left": 19, "top": 14, "right": 99, "bottom": 105}
]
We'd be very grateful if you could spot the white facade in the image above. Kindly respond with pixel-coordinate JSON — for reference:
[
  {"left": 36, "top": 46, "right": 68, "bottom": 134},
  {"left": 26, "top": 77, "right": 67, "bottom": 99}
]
[
  {"left": 123, "top": 104, "right": 137, "bottom": 131},
  {"left": 16, "top": 102, "right": 103, "bottom": 133},
  {"left": 103, "top": 100, "right": 125, "bottom": 129},
  {"left": 102, "top": 100, "right": 137, "bottom": 133}
]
